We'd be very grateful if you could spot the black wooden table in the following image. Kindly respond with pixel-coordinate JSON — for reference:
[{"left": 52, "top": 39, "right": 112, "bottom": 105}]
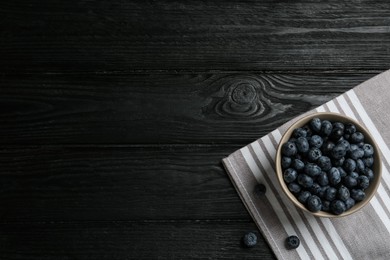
[{"left": 1, "top": 1, "right": 389, "bottom": 259}]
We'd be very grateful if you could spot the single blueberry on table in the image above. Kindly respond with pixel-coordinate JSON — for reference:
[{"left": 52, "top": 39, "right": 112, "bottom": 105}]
[
  {"left": 242, "top": 232, "right": 258, "bottom": 248},
  {"left": 254, "top": 183, "right": 267, "bottom": 197},
  {"left": 320, "top": 120, "right": 333, "bottom": 136},
  {"left": 304, "top": 163, "right": 321, "bottom": 177},
  {"left": 343, "top": 175, "right": 358, "bottom": 188},
  {"left": 281, "top": 156, "right": 292, "bottom": 169},
  {"left": 309, "top": 135, "right": 324, "bottom": 148},
  {"left": 317, "top": 171, "right": 329, "bottom": 186},
  {"left": 331, "top": 145, "right": 346, "bottom": 160},
  {"left": 356, "top": 159, "right": 365, "bottom": 173},
  {"left": 288, "top": 182, "right": 302, "bottom": 194},
  {"left": 338, "top": 186, "right": 350, "bottom": 201},
  {"left": 285, "top": 235, "right": 300, "bottom": 250},
  {"left": 363, "top": 156, "right": 374, "bottom": 167},
  {"left": 362, "top": 143, "right": 374, "bottom": 157},
  {"left": 293, "top": 128, "right": 307, "bottom": 138},
  {"left": 297, "top": 191, "right": 311, "bottom": 204},
  {"left": 292, "top": 159, "right": 305, "bottom": 171},
  {"left": 351, "top": 189, "right": 366, "bottom": 201},
  {"left": 306, "top": 195, "right": 322, "bottom": 212},
  {"left": 297, "top": 174, "right": 314, "bottom": 189},
  {"left": 357, "top": 175, "right": 370, "bottom": 190},
  {"left": 345, "top": 123, "right": 357, "bottom": 135},
  {"left": 295, "top": 137, "right": 310, "bottom": 153},
  {"left": 345, "top": 197, "right": 356, "bottom": 210},
  {"left": 331, "top": 200, "right": 347, "bottom": 215},
  {"left": 328, "top": 167, "right": 341, "bottom": 186},
  {"left": 343, "top": 158, "right": 356, "bottom": 172},
  {"left": 333, "top": 122, "right": 345, "bottom": 131},
  {"left": 350, "top": 132, "right": 365, "bottom": 143},
  {"left": 310, "top": 118, "right": 322, "bottom": 133},
  {"left": 324, "top": 187, "right": 337, "bottom": 201},
  {"left": 283, "top": 168, "right": 298, "bottom": 183},
  {"left": 308, "top": 148, "right": 322, "bottom": 161},
  {"left": 317, "top": 156, "right": 331, "bottom": 171},
  {"left": 282, "top": 141, "right": 297, "bottom": 157}
]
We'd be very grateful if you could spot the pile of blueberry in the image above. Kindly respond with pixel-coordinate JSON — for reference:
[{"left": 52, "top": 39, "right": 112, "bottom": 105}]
[{"left": 281, "top": 117, "right": 375, "bottom": 215}]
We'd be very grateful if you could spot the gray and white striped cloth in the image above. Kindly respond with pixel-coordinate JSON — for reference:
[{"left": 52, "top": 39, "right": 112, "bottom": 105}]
[{"left": 223, "top": 70, "right": 390, "bottom": 260}]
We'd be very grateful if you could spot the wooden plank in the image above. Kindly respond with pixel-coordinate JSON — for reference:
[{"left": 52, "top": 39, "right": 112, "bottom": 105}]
[
  {"left": 0, "top": 145, "right": 252, "bottom": 222},
  {"left": 1, "top": 1, "right": 390, "bottom": 72},
  {"left": 0, "top": 221, "right": 276, "bottom": 260},
  {"left": 0, "top": 72, "right": 374, "bottom": 144}
]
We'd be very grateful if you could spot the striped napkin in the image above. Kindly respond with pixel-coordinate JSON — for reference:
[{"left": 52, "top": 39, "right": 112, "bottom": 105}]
[{"left": 223, "top": 70, "right": 390, "bottom": 260}]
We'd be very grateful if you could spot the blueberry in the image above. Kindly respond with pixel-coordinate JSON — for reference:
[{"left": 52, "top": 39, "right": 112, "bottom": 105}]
[
  {"left": 298, "top": 191, "right": 311, "bottom": 204},
  {"left": 324, "top": 187, "right": 337, "bottom": 201},
  {"left": 362, "top": 143, "right": 374, "bottom": 157},
  {"left": 331, "top": 200, "right": 347, "bottom": 215},
  {"left": 349, "top": 171, "right": 359, "bottom": 179},
  {"left": 297, "top": 174, "right": 314, "bottom": 189},
  {"left": 292, "top": 159, "right": 305, "bottom": 171},
  {"left": 330, "top": 128, "right": 344, "bottom": 142},
  {"left": 318, "top": 186, "right": 328, "bottom": 198},
  {"left": 357, "top": 141, "right": 365, "bottom": 148},
  {"left": 337, "top": 139, "right": 351, "bottom": 151},
  {"left": 363, "top": 168, "right": 374, "bottom": 181},
  {"left": 302, "top": 125, "right": 313, "bottom": 137},
  {"left": 282, "top": 141, "right": 298, "bottom": 157},
  {"left": 310, "top": 183, "right": 322, "bottom": 196},
  {"left": 345, "top": 197, "right": 356, "bottom": 210},
  {"left": 350, "top": 148, "right": 364, "bottom": 160},
  {"left": 333, "top": 122, "right": 345, "bottom": 131},
  {"left": 337, "top": 167, "right": 347, "bottom": 178},
  {"left": 283, "top": 168, "right": 298, "bottom": 183},
  {"left": 310, "top": 118, "right": 322, "bottom": 133},
  {"left": 322, "top": 140, "right": 336, "bottom": 154},
  {"left": 308, "top": 148, "right": 322, "bottom": 161},
  {"left": 351, "top": 189, "right": 366, "bottom": 201},
  {"left": 349, "top": 144, "right": 359, "bottom": 152},
  {"left": 343, "top": 175, "right": 358, "bottom": 188},
  {"left": 309, "top": 135, "right": 324, "bottom": 148},
  {"left": 320, "top": 120, "right": 333, "bottom": 136},
  {"left": 306, "top": 195, "right": 322, "bottom": 212},
  {"left": 322, "top": 200, "right": 331, "bottom": 212},
  {"left": 351, "top": 132, "right": 365, "bottom": 143},
  {"left": 331, "top": 145, "right": 346, "bottom": 159},
  {"left": 293, "top": 128, "right": 307, "bottom": 138},
  {"left": 357, "top": 175, "right": 370, "bottom": 190},
  {"left": 254, "top": 184, "right": 267, "bottom": 197},
  {"left": 295, "top": 137, "right": 310, "bottom": 153},
  {"left": 285, "top": 235, "right": 300, "bottom": 250},
  {"left": 328, "top": 167, "right": 341, "bottom": 185},
  {"left": 338, "top": 186, "right": 350, "bottom": 201},
  {"left": 363, "top": 156, "right": 374, "bottom": 167},
  {"left": 356, "top": 159, "right": 365, "bottom": 173},
  {"left": 242, "top": 232, "right": 258, "bottom": 248},
  {"left": 332, "top": 157, "right": 345, "bottom": 167},
  {"left": 304, "top": 163, "right": 322, "bottom": 177},
  {"left": 288, "top": 182, "right": 302, "bottom": 194},
  {"left": 317, "top": 171, "right": 329, "bottom": 186},
  {"left": 345, "top": 123, "right": 357, "bottom": 135},
  {"left": 281, "top": 156, "right": 292, "bottom": 169},
  {"left": 317, "top": 156, "right": 331, "bottom": 171},
  {"left": 343, "top": 158, "right": 356, "bottom": 172}
]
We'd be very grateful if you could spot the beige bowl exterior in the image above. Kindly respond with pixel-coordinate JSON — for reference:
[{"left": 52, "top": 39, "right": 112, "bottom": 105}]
[{"left": 276, "top": 112, "right": 382, "bottom": 218}]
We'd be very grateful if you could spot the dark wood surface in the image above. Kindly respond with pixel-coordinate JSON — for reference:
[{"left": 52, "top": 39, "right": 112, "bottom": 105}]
[{"left": 1, "top": 1, "right": 389, "bottom": 259}]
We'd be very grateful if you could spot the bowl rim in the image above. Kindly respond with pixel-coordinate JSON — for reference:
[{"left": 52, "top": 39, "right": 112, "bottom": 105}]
[{"left": 275, "top": 112, "right": 382, "bottom": 218}]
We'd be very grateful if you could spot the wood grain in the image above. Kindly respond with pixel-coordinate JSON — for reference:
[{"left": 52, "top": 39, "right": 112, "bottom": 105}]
[
  {"left": 0, "top": 72, "right": 374, "bottom": 144},
  {"left": 0, "top": 221, "right": 276, "bottom": 260},
  {"left": 1, "top": 0, "right": 390, "bottom": 72},
  {"left": 0, "top": 145, "right": 252, "bottom": 222}
]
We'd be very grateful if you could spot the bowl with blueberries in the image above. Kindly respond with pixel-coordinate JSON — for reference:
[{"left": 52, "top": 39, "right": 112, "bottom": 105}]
[{"left": 276, "top": 112, "right": 381, "bottom": 217}]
